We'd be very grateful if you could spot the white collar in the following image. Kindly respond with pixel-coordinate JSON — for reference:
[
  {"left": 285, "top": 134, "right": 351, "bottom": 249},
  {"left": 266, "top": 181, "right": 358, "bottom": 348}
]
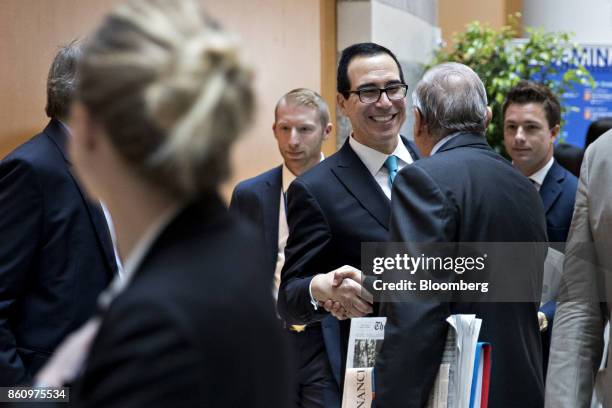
[
  {"left": 282, "top": 152, "right": 324, "bottom": 192},
  {"left": 431, "top": 134, "right": 459, "bottom": 156},
  {"left": 348, "top": 134, "right": 413, "bottom": 177},
  {"left": 528, "top": 157, "right": 555, "bottom": 187}
]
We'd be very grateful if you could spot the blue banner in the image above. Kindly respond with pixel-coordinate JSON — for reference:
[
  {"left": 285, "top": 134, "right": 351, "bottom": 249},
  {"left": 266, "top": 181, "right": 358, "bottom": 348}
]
[{"left": 555, "top": 45, "right": 612, "bottom": 147}]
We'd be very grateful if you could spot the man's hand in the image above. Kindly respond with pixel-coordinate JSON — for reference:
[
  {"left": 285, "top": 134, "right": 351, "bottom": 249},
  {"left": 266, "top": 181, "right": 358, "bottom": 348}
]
[
  {"left": 537, "top": 311, "right": 548, "bottom": 332},
  {"left": 311, "top": 265, "right": 373, "bottom": 319}
]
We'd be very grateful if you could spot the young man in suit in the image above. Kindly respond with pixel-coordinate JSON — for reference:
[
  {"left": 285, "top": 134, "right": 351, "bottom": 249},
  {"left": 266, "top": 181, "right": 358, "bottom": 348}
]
[
  {"left": 375, "top": 63, "right": 548, "bottom": 407},
  {"left": 0, "top": 41, "right": 118, "bottom": 385},
  {"left": 503, "top": 80, "right": 579, "bottom": 374},
  {"left": 277, "top": 43, "right": 420, "bottom": 405},
  {"left": 230, "top": 88, "right": 334, "bottom": 407}
]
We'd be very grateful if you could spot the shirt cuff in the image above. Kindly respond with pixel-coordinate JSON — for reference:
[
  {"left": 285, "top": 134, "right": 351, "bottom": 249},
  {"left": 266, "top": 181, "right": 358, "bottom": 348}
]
[{"left": 308, "top": 276, "right": 319, "bottom": 311}]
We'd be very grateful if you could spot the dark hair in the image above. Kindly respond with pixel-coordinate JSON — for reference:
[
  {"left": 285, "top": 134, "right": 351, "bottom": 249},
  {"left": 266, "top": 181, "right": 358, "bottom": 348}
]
[
  {"left": 337, "top": 42, "right": 404, "bottom": 98},
  {"left": 554, "top": 143, "right": 584, "bottom": 177},
  {"left": 502, "top": 80, "right": 561, "bottom": 128},
  {"left": 45, "top": 40, "right": 82, "bottom": 120},
  {"left": 585, "top": 118, "right": 612, "bottom": 149}
]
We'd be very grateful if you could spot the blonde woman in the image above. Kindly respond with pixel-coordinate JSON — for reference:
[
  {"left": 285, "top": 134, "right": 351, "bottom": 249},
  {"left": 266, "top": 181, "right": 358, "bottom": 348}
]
[{"left": 38, "top": 0, "right": 291, "bottom": 406}]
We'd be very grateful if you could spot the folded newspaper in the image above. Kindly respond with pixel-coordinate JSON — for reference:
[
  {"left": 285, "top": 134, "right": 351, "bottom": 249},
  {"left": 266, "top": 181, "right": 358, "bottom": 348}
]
[
  {"left": 342, "top": 317, "right": 386, "bottom": 408},
  {"left": 342, "top": 315, "right": 489, "bottom": 408}
]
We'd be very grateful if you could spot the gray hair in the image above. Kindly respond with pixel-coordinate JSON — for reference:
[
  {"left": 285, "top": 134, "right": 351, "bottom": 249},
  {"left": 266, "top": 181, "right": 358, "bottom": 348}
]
[
  {"left": 78, "top": 0, "right": 254, "bottom": 198},
  {"left": 46, "top": 40, "right": 82, "bottom": 120},
  {"left": 412, "top": 62, "right": 488, "bottom": 139}
]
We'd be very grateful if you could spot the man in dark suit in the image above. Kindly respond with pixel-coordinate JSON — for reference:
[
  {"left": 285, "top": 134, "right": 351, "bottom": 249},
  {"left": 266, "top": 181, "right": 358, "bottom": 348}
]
[
  {"left": 230, "top": 88, "right": 335, "bottom": 407},
  {"left": 277, "top": 43, "right": 420, "bottom": 403},
  {"left": 503, "top": 80, "right": 579, "bottom": 376},
  {"left": 0, "top": 41, "right": 117, "bottom": 385},
  {"left": 375, "top": 63, "right": 547, "bottom": 407}
]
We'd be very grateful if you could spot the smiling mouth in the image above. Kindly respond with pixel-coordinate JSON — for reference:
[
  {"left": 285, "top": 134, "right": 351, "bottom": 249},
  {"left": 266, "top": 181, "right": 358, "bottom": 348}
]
[{"left": 370, "top": 113, "right": 397, "bottom": 123}]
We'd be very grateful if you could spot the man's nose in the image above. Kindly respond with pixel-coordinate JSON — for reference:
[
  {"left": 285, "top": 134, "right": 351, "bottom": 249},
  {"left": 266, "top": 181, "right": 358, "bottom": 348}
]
[
  {"left": 375, "top": 90, "right": 393, "bottom": 108},
  {"left": 515, "top": 126, "right": 526, "bottom": 143},
  {"left": 289, "top": 128, "right": 300, "bottom": 146}
]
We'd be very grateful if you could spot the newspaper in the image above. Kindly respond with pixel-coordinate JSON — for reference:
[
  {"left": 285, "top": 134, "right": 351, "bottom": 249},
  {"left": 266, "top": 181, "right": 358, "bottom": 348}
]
[
  {"left": 427, "top": 314, "right": 484, "bottom": 408},
  {"left": 343, "top": 315, "right": 483, "bottom": 408},
  {"left": 342, "top": 317, "right": 386, "bottom": 408}
]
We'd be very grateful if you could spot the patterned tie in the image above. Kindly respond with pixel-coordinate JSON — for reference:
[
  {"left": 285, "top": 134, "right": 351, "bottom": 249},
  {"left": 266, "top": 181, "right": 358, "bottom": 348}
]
[{"left": 384, "top": 155, "right": 398, "bottom": 188}]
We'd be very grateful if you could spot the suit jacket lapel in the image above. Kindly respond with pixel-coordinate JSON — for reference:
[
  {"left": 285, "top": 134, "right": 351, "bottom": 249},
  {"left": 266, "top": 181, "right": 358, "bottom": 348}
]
[
  {"left": 539, "top": 160, "right": 564, "bottom": 214},
  {"left": 259, "top": 166, "right": 282, "bottom": 273},
  {"left": 400, "top": 135, "right": 421, "bottom": 161},
  {"left": 332, "top": 140, "right": 390, "bottom": 230},
  {"left": 45, "top": 119, "right": 118, "bottom": 279}
]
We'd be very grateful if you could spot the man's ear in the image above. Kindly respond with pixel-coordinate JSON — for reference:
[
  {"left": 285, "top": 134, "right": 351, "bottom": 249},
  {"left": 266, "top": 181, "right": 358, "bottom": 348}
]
[
  {"left": 413, "top": 107, "right": 424, "bottom": 137},
  {"left": 550, "top": 124, "right": 560, "bottom": 143},
  {"left": 323, "top": 123, "right": 333, "bottom": 140}
]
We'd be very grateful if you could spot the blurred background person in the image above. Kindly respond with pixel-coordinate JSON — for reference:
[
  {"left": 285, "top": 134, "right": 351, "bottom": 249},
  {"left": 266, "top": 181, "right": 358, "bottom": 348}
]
[
  {"left": 554, "top": 118, "right": 612, "bottom": 179},
  {"left": 36, "top": 0, "right": 290, "bottom": 406},
  {"left": 502, "top": 80, "right": 578, "bottom": 377},
  {"left": 0, "top": 41, "right": 118, "bottom": 385},
  {"left": 230, "top": 88, "right": 334, "bottom": 407},
  {"left": 584, "top": 117, "right": 612, "bottom": 149},
  {"left": 554, "top": 143, "right": 583, "bottom": 178}
]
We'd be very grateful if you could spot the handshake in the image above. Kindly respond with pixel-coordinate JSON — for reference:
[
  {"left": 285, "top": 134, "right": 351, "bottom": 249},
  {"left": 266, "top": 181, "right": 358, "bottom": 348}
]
[{"left": 311, "top": 265, "right": 374, "bottom": 320}]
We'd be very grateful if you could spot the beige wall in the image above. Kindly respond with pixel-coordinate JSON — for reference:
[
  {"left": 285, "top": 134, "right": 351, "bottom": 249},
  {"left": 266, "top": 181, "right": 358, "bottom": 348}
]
[
  {"left": 0, "top": 0, "right": 124, "bottom": 158},
  {"left": 438, "top": 0, "right": 522, "bottom": 48},
  {"left": 0, "top": 0, "right": 333, "bottom": 202}
]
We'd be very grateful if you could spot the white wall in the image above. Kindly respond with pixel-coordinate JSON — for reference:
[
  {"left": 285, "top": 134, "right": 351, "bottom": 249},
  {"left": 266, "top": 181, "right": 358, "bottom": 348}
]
[
  {"left": 337, "top": 0, "right": 441, "bottom": 144},
  {"left": 523, "top": 0, "right": 612, "bottom": 43}
]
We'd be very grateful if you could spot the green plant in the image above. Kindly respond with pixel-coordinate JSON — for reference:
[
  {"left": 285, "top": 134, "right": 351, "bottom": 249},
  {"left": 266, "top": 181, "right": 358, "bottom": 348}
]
[{"left": 429, "top": 14, "right": 593, "bottom": 155}]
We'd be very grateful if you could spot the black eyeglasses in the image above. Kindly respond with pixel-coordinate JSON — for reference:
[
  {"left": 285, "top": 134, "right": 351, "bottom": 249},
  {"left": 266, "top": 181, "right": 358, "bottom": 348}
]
[{"left": 346, "top": 84, "right": 408, "bottom": 104}]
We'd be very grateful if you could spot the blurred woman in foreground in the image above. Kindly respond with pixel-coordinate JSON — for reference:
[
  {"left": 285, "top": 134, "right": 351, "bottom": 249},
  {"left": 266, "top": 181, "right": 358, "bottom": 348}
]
[{"left": 39, "top": 0, "right": 290, "bottom": 406}]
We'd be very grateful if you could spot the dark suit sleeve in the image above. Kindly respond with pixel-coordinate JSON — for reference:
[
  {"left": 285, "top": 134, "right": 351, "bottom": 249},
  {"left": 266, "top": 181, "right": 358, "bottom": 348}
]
[
  {"left": 74, "top": 303, "right": 204, "bottom": 408},
  {"left": 277, "top": 178, "right": 331, "bottom": 324},
  {"left": 0, "top": 158, "right": 43, "bottom": 385},
  {"left": 375, "top": 164, "right": 455, "bottom": 407}
]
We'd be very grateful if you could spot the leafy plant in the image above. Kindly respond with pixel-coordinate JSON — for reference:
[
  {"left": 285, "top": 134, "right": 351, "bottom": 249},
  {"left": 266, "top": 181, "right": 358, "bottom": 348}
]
[{"left": 429, "top": 14, "right": 593, "bottom": 155}]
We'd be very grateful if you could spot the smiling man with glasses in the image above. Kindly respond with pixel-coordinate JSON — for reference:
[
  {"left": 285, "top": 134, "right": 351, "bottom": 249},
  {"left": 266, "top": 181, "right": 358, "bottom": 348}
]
[{"left": 277, "top": 42, "right": 419, "bottom": 406}]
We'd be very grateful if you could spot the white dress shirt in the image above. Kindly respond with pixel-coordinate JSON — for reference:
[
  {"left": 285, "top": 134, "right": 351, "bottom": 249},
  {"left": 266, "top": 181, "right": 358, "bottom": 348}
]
[
  {"left": 272, "top": 164, "right": 296, "bottom": 300},
  {"left": 348, "top": 134, "right": 414, "bottom": 199}
]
